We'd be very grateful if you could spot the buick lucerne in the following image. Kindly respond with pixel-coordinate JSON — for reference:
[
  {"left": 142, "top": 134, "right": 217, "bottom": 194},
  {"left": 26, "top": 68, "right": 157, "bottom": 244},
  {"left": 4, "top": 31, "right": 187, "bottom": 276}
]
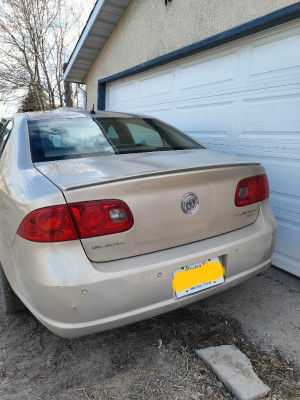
[{"left": 0, "top": 109, "right": 276, "bottom": 338}]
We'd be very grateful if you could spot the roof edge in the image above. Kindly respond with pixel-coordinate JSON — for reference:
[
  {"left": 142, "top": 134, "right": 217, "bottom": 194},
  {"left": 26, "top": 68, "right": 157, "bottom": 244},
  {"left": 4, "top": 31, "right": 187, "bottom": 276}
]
[{"left": 63, "top": 0, "right": 107, "bottom": 82}]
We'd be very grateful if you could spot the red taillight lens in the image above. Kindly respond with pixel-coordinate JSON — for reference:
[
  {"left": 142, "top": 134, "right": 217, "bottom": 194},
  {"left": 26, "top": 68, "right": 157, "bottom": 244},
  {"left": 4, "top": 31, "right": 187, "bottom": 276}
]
[
  {"left": 17, "top": 205, "right": 78, "bottom": 242},
  {"left": 260, "top": 174, "right": 270, "bottom": 201},
  {"left": 235, "top": 174, "right": 270, "bottom": 207},
  {"left": 68, "top": 200, "right": 134, "bottom": 239},
  {"left": 17, "top": 200, "right": 134, "bottom": 242}
]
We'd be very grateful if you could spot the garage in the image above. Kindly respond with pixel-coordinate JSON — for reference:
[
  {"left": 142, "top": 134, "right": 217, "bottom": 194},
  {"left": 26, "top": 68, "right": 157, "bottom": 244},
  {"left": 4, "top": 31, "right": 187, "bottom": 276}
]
[
  {"left": 63, "top": 1, "right": 300, "bottom": 277},
  {"left": 105, "top": 21, "right": 300, "bottom": 277}
]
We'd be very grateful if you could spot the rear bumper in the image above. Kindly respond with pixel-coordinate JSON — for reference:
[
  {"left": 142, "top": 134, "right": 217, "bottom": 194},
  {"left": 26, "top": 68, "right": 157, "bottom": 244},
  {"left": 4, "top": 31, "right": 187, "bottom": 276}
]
[{"left": 11, "top": 202, "right": 276, "bottom": 338}]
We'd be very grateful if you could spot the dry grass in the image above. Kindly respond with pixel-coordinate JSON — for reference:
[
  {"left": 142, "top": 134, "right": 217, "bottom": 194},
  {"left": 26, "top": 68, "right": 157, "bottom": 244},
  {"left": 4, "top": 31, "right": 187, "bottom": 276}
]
[{"left": 65, "top": 308, "right": 300, "bottom": 400}]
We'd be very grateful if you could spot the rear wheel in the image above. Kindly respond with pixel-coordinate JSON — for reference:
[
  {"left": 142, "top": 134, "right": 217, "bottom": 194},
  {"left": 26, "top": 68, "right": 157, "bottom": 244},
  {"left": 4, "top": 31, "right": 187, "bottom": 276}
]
[{"left": 0, "top": 263, "right": 24, "bottom": 313}]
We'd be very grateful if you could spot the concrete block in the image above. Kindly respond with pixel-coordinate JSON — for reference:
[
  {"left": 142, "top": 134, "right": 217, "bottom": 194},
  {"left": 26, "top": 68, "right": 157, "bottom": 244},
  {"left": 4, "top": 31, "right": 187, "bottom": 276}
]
[{"left": 196, "top": 345, "right": 270, "bottom": 400}]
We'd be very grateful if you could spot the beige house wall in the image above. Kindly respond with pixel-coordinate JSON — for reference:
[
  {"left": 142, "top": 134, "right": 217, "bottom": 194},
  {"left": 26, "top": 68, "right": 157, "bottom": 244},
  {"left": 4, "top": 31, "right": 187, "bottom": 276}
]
[{"left": 84, "top": 0, "right": 298, "bottom": 109}]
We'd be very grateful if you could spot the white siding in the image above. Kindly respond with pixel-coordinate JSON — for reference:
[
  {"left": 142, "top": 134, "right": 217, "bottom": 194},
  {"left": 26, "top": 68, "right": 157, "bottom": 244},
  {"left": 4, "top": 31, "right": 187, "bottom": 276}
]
[{"left": 106, "top": 21, "right": 300, "bottom": 277}]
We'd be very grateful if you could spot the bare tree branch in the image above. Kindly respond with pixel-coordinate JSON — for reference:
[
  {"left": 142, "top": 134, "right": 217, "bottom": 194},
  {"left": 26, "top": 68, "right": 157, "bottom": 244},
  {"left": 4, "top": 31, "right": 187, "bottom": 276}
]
[{"left": 0, "top": 0, "right": 85, "bottom": 111}]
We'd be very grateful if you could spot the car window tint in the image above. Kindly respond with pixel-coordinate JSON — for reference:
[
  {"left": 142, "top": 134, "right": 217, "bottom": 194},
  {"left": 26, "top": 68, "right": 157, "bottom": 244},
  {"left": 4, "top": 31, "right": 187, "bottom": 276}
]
[
  {"left": 29, "top": 118, "right": 114, "bottom": 162},
  {"left": 107, "top": 125, "right": 118, "bottom": 139},
  {"left": 126, "top": 123, "right": 163, "bottom": 147},
  {"left": 98, "top": 118, "right": 202, "bottom": 154},
  {"left": 106, "top": 125, "right": 121, "bottom": 146},
  {"left": 0, "top": 120, "right": 13, "bottom": 156},
  {"left": 28, "top": 117, "right": 203, "bottom": 162}
]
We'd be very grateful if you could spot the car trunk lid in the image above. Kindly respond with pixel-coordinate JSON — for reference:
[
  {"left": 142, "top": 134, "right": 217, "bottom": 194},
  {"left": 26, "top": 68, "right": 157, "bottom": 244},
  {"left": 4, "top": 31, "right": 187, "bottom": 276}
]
[{"left": 35, "top": 149, "right": 263, "bottom": 262}]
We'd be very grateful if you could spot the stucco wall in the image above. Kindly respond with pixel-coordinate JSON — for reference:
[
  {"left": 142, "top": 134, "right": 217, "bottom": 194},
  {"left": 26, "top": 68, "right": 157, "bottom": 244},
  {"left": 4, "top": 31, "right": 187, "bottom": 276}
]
[{"left": 85, "top": 0, "right": 298, "bottom": 109}]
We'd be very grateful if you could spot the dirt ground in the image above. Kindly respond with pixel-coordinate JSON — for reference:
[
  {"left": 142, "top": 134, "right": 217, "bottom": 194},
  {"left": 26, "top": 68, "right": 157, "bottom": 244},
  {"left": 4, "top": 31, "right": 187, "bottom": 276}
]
[
  {"left": 0, "top": 267, "right": 299, "bottom": 400},
  {"left": 200, "top": 267, "right": 300, "bottom": 367}
]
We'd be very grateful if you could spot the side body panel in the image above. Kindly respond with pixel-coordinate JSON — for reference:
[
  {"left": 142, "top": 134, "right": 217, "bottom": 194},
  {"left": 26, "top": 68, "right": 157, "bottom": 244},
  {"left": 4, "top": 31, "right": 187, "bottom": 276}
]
[{"left": 0, "top": 116, "right": 66, "bottom": 292}]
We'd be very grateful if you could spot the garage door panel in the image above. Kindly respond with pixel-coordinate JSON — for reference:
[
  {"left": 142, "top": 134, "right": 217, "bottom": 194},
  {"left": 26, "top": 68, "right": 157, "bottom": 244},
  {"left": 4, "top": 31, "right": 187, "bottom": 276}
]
[
  {"left": 139, "top": 71, "right": 174, "bottom": 98},
  {"left": 242, "top": 95, "right": 300, "bottom": 132},
  {"left": 173, "top": 102, "right": 234, "bottom": 133},
  {"left": 106, "top": 22, "right": 300, "bottom": 276},
  {"left": 270, "top": 195, "right": 300, "bottom": 231},
  {"left": 272, "top": 200, "right": 300, "bottom": 226},
  {"left": 275, "top": 223, "right": 300, "bottom": 260},
  {"left": 250, "top": 33, "right": 300, "bottom": 77},
  {"left": 274, "top": 251, "right": 300, "bottom": 277},
  {"left": 108, "top": 81, "right": 135, "bottom": 105},
  {"left": 265, "top": 163, "right": 300, "bottom": 198},
  {"left": 179, "top": 52, "right": 238, "bottom": 90},
  {"left": 225, "top": 136, "right": 300, "bottom": 161}
]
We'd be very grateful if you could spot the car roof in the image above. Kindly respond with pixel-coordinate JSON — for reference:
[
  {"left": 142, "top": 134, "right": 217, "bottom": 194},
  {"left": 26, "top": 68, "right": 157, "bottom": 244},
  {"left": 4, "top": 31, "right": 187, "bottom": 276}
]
[{"left": 19, "top": 108, "right": 144, "bottom": 121}]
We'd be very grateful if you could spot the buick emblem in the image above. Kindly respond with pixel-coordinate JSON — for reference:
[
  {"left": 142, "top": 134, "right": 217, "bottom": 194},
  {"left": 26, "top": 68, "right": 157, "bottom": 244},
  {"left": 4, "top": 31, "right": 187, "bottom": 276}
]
[{"left": 181, "top": 193, "right": 199, "bottom": 214}]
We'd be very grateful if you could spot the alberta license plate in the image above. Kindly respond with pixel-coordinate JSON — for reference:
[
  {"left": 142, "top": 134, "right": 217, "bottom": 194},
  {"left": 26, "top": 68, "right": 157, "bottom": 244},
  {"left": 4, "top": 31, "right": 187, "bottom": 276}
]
[{"left": 173, "top": 257, "right": 225, "bottom": 298}]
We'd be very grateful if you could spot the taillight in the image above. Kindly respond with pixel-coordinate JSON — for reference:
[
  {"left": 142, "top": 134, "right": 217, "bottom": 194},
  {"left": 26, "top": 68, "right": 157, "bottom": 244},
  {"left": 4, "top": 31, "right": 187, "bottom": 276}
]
[
  {"left": 260, "top": 174, "right": 270, "bottom": 201},
  {"left": 17, "top": 205, "right": 78, "bottom": 242},
  {"left": 17, "top": 200, "right": 134, "bottom": 242},
  {"left": 235, "top": 174, "right": 270, "bottom": 207},
  {"left": 68, "top": 200, "right": 134, "bottom": 239}
]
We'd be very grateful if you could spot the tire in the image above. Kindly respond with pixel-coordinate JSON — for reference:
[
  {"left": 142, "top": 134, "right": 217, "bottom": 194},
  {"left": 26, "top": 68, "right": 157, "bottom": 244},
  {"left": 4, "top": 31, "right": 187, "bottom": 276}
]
[{"left": 0, "top": 263, "right": 25, "bottom": 313}]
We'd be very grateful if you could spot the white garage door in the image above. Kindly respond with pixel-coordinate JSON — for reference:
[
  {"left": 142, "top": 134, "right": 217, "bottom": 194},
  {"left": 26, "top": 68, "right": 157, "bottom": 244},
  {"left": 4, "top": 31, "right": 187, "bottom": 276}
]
[{"left": 106, "top": 21, "right": 300, "bottom": 277}]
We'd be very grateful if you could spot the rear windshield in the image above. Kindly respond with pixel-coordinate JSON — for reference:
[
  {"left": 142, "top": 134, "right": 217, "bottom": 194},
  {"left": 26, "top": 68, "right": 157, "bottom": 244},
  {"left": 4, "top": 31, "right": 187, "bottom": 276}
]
[{"left": 28, "top": 117, "right": 203, "bottom": 163}]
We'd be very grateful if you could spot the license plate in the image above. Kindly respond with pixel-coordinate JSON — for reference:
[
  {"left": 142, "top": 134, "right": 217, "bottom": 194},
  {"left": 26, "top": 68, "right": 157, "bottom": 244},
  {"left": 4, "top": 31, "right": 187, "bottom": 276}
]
[{"left": 173, "top": 257, "right": 225, "bottom": 298}]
